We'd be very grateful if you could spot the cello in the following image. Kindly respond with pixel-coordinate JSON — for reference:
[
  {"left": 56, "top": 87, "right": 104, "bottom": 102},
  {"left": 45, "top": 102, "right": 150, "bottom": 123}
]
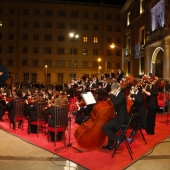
[{"left": 74, "top": 99, "right": 115, "bottom": 150}]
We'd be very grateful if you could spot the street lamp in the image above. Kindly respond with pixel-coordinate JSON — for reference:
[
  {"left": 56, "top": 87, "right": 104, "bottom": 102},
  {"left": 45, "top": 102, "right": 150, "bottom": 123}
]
[
  {"left": 97, "top": 57, "right": 102, "bottom": 74},
  {"left": 45, "top": 65, "right": 48, "bottom": 88},
  {"left": 69, "top": 32, "right": 79, "bottom": 80},
  {"left": 110, "top": 43, "right": 125, "bottom": 72}
]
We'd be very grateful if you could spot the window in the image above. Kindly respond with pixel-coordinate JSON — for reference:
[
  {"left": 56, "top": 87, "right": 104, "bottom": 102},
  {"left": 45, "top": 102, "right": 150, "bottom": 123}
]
[
  {"left": 57, "top": 48, "right": 65, "bottom": 54},
  {"left": 93, "top": 49, "right": 98, "bottom": 55},
  {"left": 107, "top": 25, "right": 112, "bottom": 31},
  {"left": 34, "top": 21, "right": 39, "bottom": 28},
  {"left": 44, "top": 22, "right": 52, "bottom": 28},
  {"left": 23, "top": 34, "right": 28, "bottom": 40},
  {"left": 58, "top": 10, "right": 65, "bottom": 17},
  {"left": 33, "top": 47, "right": 39, "bottom": 53},
  {"left": 127, "top": 12, "right": 130, "bottom": 25},
  {"left": 44, "top": 34, "right": 52, "bottom": 41},
  {"left": 93, "top": 25, "right": 99, "bottom": 31},
  {"left": 23, "top": 59, "right": 28, "bottom": 66},
  {"left": 126, "top": 37, "right": 131, "bottom": 55},
  {"left": 44, "top": 60, "right": 51, "bottom": 67},
  {"left": 45, "top": 9, "right": 53, "bottom": 16},
  {"left": 8, "top": 33, "right": 14, "bottom": 40},
  {"left": 22, "top": 47, "right": 28, "bottom": 53},
  {"left": 58, "top": 73, "right": 63, "bottom": 84},
  {"left": 140, "top": 0, "right": 144, "bottom": 14},
  {"left": 34, "top": 8, "right": 40, "bottom": 15},
  {"left": 116, "top": 38, "right": 121, "bottom": 44},
  {"left": 23, "top": 20, "right": 28, "bottom": 27},
  {"left": 93, "top": 37, "right": 98, "bottom": 43},
  {"left": 58, "top": 22, "right": 65, "bottom": 29},
  {"left": 8, "top": 59, "right": 13, "bottom": 66},
  {"left": 57, "top": 60, "right": 64, "bottom": 67},
  {"left": 9, "top": 7, "right": 15, "bottom": 14},
  {"left": 92, "top": 61, "right": 98, "bottom": 68},
  {"left": 106, "top": 50, "right": 111, "bottom": 56},
  {"left": 83, "top": 24, "right": 88, "bottom": 30},
  {"left": 58, "top": 35, "right": 65, "bottom": 41},
  {"left": 71, "top": 23, "right": 78, "bottom": 29},
  {"left": 116, "top": 63, "right": 120, "bottom": 69},
  {"left": 116, "top": 26, "right": 121, "bottom": 32},
  {"left": 33, "top": 34, "right": 39, "bottom": 40},
  {"left": 107, "top": 62, "right": 111, "bottom": 69},
  {"left": 93, "top": 13, "right": 99, "bottom": 19},
  {"left": 82, "top": 61, "right": 88, "bottom": 67},
  {"left": 32, "top": 73, "right": 37, "bottom": 82},
  {"left": 115, "top": 14, "right": 121, "bottom": 20},
  {"left": 116, "top": 50, "right": 121, "bottom": 56},
  {"left": 33, "top": 60, "right": 38, "bottom": 66},
  {"left": 44, "top": 47, "right": 51, "bottom": 54},
  {"left": 83, "top": 36, "right": 88, "bottom": 43},
  {"left": 71, "top": 11, "right": 78, "bottom": 17},
  {"left": 8, "top": 20, "right": 14, "bottom": 27},
  {"left": 70, "top": 48, "right": 78, "bottom": 55},
  {"left": 107, "top": 14, "right": 112, "bottom": 20},
  {"left": 139, "top": 27, "right": 145, "bottom": 46},
  {"left": 23, "top": 73, "right": 29, "bottom": 81},
  {"left": 23, "top": 8, "right": 29, "bottom": 15},
  {"left": 83, "top": 12, "right": 88, "bottom": 18},
  {"left": 69, "top": 60, "right": 77, "bottom": 68},
  {"left": 8, "top": 46, "right": 14, "bottom": 53},
  {"left": 82, "top": 48, "right": 88, "bottom": 55},
  {"left": 106, "top": 37, "right": 112, "bottom": 43}
]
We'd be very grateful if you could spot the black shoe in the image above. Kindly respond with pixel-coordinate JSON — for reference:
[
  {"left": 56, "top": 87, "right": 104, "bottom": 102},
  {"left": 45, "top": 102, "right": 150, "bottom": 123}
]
[{"left": 102, "top": 145, "right": 114, "bottom": 150}]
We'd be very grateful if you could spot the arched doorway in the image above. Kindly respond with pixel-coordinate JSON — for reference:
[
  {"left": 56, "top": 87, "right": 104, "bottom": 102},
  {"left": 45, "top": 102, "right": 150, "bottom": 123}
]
[{"left": 151, "top": 47, "right": 164, "bottom": 78}]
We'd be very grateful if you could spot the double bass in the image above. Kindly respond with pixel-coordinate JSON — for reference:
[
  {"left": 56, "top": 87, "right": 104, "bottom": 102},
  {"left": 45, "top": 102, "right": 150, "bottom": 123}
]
[{"left": 74, "top": 99, "right": 115, "bottom": 150}]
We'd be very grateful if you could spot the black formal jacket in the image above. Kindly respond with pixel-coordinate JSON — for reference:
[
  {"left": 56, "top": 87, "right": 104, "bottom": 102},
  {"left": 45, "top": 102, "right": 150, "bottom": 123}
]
[{"left": 109, "top": 90, "right": 128, "bottom": 129}]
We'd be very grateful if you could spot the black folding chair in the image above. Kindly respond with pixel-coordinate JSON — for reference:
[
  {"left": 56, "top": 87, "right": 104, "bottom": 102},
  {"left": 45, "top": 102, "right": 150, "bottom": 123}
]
[{"left": 112, "top": 113, "right": 134, "bottom": 160}]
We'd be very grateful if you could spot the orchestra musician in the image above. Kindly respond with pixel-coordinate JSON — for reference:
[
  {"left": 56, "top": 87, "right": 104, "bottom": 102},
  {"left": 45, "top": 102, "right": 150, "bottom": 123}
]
[
  {"left": 128, "top": 84, "right": 147, "bottom": 137},
  {"left": 102, "top": 82, "right": 128, "bottom": 150},
  {"left": 45, "top": 92, "right": 69, "bottom": 141},
  {"left": 27, "top": 93, "right": 46, "bottom": 134},
  {"left": 142, "top": 78, "right": 158, "bottom": 135},
  {"left": 6, "top": 90, "right": 22, "bottom": 129}
]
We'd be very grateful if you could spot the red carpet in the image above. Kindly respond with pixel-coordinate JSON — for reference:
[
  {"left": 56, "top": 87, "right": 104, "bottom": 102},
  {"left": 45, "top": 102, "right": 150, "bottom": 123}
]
[{"left": 0, "top": 113, "right": 170, "bottom": 170}]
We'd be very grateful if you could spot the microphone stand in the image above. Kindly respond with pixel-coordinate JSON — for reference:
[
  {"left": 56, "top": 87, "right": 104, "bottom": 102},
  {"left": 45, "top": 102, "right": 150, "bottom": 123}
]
[{"left": 55, "top": 102, "right": 82, "bottom": 153}]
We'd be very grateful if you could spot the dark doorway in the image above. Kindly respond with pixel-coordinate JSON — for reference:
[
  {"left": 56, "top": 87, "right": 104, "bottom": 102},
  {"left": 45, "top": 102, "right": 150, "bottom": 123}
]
[{"left": 155, "top": 50, "right": 163, "bottom": 78}]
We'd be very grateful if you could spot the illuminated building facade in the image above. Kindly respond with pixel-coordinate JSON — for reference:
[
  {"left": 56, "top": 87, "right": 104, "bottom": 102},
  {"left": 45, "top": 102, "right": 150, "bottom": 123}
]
[
  {"left": 0, "top": 0, "right": 123, "bottom": 85},
  {"left": 121, "top": 0, "right": 170, "bottom": 79}
]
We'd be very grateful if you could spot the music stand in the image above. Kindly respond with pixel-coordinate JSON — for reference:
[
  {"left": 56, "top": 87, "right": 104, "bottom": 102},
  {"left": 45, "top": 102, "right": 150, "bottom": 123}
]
[{"left": 55, "top": 105, "right": 82, "bottom": 153}]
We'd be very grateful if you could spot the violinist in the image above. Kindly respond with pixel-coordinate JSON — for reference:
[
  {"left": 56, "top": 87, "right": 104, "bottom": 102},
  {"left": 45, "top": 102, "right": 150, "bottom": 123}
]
[
  {"left": 6, "top": 90, "right": 23, "bottom": 129},
  {"left": 128, "top": 84, "right": 147, "bottom": 137},
  {"left": 102, "top": 82, "right": 128, "bottom": 150},
  {"left": 45, "top": 93, "right": 68, "bottom": 141},
  {"left": 27, "top": 93, "right": 45, "bottom": 133},
  {"left": 142, "top": 77, "right": 158, "bottom": 135}
]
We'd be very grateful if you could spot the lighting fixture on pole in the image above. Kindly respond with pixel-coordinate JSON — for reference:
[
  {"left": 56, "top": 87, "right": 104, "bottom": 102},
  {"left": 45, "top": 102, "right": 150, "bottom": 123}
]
[
  {"left": 69, "top": 32, "right": 79, "bottom": 80},
  {"left": 110, "top": 43, "right": 125, "bottom": 72}
]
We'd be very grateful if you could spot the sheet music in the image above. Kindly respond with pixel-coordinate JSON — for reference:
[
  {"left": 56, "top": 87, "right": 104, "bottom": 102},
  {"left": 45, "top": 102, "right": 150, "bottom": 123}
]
[{"left": 81, "top": 91, "right": 96, "bottom": 105}]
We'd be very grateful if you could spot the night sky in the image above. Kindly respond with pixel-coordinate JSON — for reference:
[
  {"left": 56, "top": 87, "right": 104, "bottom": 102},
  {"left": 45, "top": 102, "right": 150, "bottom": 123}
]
[{"left": 62, "top": 0, "right": 127, "bottom": 6}]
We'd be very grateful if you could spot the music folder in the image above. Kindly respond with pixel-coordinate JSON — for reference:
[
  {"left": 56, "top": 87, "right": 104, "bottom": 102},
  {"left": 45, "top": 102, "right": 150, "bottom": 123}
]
[{"left": 81, "top": 91, "right": 96, "bottom": 105}]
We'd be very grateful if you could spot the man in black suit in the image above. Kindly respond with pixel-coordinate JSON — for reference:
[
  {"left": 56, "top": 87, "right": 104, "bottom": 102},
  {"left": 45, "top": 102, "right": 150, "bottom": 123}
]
[
  {"left": 102, "top": 82, "right": 128, "bottom": 150},
  {"left": 129, "top": 85, "right": 147, "bottom": 136}
]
